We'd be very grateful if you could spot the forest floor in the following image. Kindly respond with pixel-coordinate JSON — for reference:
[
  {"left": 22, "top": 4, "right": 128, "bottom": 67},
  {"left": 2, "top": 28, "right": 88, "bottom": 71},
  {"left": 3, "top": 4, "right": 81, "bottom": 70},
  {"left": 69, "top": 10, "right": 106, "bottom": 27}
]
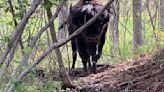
[
  {"left": 36, "top": 48, "right": 164, "bottom": 92},
  {"left": 66, "top": 48, "right": 164, "bottom": 92}
]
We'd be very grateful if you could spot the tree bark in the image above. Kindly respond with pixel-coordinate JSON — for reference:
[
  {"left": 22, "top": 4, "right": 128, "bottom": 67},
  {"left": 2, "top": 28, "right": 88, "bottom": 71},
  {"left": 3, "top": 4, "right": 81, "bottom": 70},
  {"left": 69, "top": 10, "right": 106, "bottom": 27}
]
[
  {"left": 146, "top": 0, "right": 158, "bottom": 41},
  {"left": 58, "top": 1, "right": 69, "bottom": 40},
  {"left": 160, "top": 0, "right": 164, "bottom": 31},
  {"left": 133, "top": 0, "right": 143, "bottom": 50},
  {"left": 109, "top": 0, "right": 119, "bottom": 56},
  {"left": 0, "top": 0, "right": 42, "bottom": 65}
]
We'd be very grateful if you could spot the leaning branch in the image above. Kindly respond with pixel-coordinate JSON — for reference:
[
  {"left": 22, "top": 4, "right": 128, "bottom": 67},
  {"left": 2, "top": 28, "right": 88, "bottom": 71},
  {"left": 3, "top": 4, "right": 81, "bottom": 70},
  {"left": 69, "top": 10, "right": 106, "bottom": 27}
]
[
  {"left": 0, "top": 0, "right": 42, "bottom": 65},
  {"left": 19, "top": 0, "right": 66, "bottom": 67}
]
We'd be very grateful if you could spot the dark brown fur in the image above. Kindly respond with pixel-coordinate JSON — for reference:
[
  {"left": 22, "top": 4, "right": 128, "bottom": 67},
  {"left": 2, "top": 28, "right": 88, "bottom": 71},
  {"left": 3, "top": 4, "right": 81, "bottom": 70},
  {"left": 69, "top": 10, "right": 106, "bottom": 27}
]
[{"left": 66, "top": 0, "right": 109, "bottom": 73}]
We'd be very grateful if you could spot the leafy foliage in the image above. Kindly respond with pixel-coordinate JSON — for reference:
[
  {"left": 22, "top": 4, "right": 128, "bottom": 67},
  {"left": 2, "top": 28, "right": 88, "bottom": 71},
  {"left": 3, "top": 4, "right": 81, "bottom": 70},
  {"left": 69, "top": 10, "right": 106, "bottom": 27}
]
[
  {"left": 23, "top": 47, "right": 32, "bottom": 55},
  {"left": 42, "top": 0, "right": 60, "bottom": 9}
]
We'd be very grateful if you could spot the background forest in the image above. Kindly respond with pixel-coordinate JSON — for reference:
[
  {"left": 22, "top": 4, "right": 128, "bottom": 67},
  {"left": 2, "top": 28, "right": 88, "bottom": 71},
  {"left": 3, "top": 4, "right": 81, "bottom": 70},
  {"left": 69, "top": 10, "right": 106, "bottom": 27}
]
[{"left": 0, "top": 0, "right": 163, "bottom": 91}]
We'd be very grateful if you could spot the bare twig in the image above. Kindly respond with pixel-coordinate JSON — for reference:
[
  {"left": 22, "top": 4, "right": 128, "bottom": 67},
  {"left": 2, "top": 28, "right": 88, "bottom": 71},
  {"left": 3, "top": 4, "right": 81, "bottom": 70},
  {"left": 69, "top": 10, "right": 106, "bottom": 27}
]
[
  {"left": 8, "top": 0, "right": 18, "bottom": 26},
  {"left": 19, "top": 0, "right": 66, "bottom": 67},
  {"left": 146, "top": 0, "right": 158, "bottom": 41},
  {"left": 0, "top": 0, "right": 42, "bottom": 65}
]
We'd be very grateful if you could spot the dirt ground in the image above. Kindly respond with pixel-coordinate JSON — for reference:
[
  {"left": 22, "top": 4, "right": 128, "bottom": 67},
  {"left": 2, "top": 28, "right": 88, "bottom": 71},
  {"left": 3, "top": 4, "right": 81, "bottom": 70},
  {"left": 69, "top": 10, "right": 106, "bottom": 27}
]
[
  {"left": 36, "top": 48, "right": 164, "bottom": 92},
  {"left": 66, "top": 48, "right": 164, "bottom": 92}
]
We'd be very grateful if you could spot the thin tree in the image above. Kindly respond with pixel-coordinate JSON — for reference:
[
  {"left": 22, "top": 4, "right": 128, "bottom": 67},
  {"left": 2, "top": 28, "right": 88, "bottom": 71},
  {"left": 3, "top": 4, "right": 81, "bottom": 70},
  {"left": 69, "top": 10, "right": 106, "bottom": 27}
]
[
  {"left": 109, "top": 0, "right": 119, "bottom": 56},
  {"left": 160, "top": 0, "right": 164, "bottom": 32},
  {"left": 146, "top": 0, "right": 158, "bottom": 41},
  {"left": 45, "top": 0, "right": 72, "bottom": 88},
  {"left": 133, "top": 0, "right": 143, "bottom": 50},
  {"left": 58, "top": 1, "right": 69, "bottom": 40}
]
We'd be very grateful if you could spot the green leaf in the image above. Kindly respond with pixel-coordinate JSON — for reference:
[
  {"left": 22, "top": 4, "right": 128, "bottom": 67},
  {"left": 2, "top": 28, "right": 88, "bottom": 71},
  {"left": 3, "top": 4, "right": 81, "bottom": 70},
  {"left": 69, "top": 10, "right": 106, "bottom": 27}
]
[
  {"left": 23, "top": 47, "right": 32, "bottom": 54},
  {"left": 0, "top": 4, "right": 3, "bottom": 8},
  {"left": 11, "top": 79, "right": 19, "bottom": 87},
  {"left": 42, "top": 0, "right": 53, "bottom": 10},
  {"left": 4, "top": 7, "right": 10, "bottom": 13},
  {"left": 8, "top": 21, "right": 13, "bottom": 26},
  {"left": 0, "top": 34, "right": 11, "bottom": 43}
]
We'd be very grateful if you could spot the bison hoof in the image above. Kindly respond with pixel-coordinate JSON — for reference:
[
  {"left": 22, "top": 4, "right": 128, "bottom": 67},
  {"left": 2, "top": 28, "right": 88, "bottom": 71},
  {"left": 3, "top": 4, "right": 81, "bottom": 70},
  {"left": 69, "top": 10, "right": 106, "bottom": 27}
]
[
  {"left": 93, "top": 69, "right": 97, "bottom": 74},
  {"left": 92, "top": 64, "right": 97, "bottom": 73},
  {"left": 83, "top": 68, "right": 88, "bottom": 72},
  {"left": 91, "top": 67, "right": 97, "bottom": 74},
  {"left": 71, "top": 67, "right": 74, "bottom": 69}
]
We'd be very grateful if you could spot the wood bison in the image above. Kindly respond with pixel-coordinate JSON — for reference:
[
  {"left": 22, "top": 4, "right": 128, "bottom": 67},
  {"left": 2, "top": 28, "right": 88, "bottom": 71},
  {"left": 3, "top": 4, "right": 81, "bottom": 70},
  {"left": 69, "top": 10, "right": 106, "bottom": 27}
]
[{"left": 60, "top": 0, "right": 110, "bottom": 73}]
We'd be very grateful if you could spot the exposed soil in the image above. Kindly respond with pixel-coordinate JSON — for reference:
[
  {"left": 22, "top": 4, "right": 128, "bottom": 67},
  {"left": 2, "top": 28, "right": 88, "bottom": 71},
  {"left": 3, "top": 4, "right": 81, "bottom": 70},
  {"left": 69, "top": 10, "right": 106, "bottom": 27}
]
[
  {"left": 36, "top": 48, "right": 164, "bottom": 92},
  {"left": 67, "top": 48, "right": 164, "bottom": 92}
]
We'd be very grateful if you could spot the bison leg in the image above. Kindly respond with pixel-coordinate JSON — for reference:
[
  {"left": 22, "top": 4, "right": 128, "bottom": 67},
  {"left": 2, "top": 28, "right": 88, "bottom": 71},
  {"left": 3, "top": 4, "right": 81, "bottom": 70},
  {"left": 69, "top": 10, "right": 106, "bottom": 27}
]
[
  {"left": 88, "top": 60, "right": 92, "bottom": 67},
  {"left": 76, "top": 36, "right": 90, "bottom": 72},
  {"left": 71, "top": 39, "right": 77, "bottom": 69},
  {"left": 90, "top": 55, "right": 97, "bottom": 73},
  {"left": 99, "top": 24, "right": 108, "bottom": 53},
  {"left": 92, "top": 61, "right": 97, "bottom": 73},
  {"left": 82, "top": 58, "right": 88, "bottom": 72}
]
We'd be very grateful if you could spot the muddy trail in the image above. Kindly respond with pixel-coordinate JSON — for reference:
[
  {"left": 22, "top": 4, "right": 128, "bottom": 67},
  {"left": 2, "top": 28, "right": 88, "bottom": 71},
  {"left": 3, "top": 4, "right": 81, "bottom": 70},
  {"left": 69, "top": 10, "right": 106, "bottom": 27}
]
[{"left": 65, "top": 49, "right": 164, "bottom": 92}]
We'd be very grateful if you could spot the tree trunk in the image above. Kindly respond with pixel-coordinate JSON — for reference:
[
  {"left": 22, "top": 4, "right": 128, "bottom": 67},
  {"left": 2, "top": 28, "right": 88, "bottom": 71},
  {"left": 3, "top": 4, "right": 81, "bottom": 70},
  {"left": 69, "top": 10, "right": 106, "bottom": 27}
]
[
  {"left": 133, "top": 0, "right": 143, "bottom": 50},
  {"left": 109, "top": 0, "right": 119, "bottom": 56},
  {"left": 58, "top": 1, "right": 69, "bottom": 40},
  {"left": 146, "top": 0, "right": 158, "bottom": 41},
  {"left": 45, "top": 2, "right": 73, "bottom": 88},
  {"left": 160, "top": 0, "right": 164, "bottom": 31}
]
